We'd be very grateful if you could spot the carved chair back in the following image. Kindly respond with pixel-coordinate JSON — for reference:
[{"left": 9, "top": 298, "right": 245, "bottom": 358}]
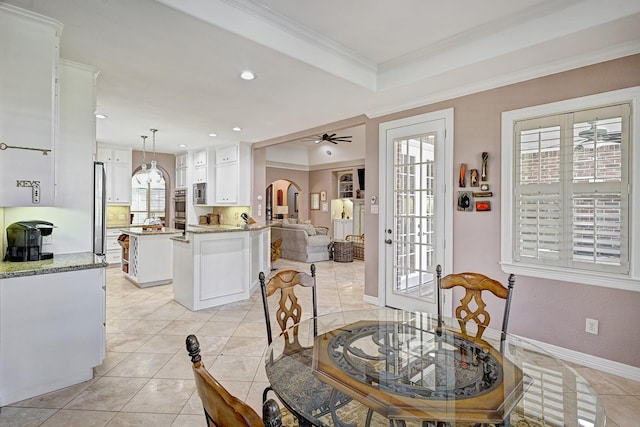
[
  {"left": 270, "top": 239, "right": 282, "bottom": 263},
  {"left": 186, "top": 334, "right": 282, "bottom": 427},
  {"left": 436, "top": 265, "right": 515, "bottom": 340},
  {"left": 259, "top": 264, "right": 317, "bottom": 351}
]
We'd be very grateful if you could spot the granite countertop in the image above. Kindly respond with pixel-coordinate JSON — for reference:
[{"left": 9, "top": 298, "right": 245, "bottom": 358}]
[
  {"left": 186, "top": 223, "right": 271, "bottom": 234},
  {"left": 171, "top": 223, "right": 271, "bottom": 242},
  {"left": 119, "top": 227, "right": 183, "bottom": 236},
  {"left": 0, "top": 252, "right": 108, "bottom": 279}
]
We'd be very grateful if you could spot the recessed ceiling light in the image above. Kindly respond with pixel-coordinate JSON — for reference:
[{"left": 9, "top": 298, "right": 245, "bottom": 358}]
[
  {"left": 240, "top": 71, "right": 255, "bottom": 80},
  {"left": 95, "top": 113, "right": 107, "bottom": 119},
  {"left": 208, "top": 133, "right": 218, "bottom": 137},
  {"left": 232, "top": 127, "right": 242, "bottom": 132},
  {"left": 179, "top": 144, "right": 187, "bottom": 148}
]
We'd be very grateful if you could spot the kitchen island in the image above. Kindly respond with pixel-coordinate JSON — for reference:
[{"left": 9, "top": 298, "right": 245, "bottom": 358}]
[
  {"left": 0, "top": 253, "right": 107, "bottom": 406},
  {"left": 172, "top": 224, "right": 271, "bottom": 310},
  {"left": 118, "top": 227, "right": 183, "bottom": 288}
]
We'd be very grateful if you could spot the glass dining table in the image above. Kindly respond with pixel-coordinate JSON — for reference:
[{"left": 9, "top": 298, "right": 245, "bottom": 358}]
[{"left": 264, "top": 308, "right": 606, "bottom": 427}]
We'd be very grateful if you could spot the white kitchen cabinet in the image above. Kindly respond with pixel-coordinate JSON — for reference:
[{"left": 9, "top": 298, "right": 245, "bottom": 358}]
[
  {"left": 173, "top": 227, "right": 270, "bottom": 310},
  {"left": 105, "top": 228, "right": 122, "bottom": 264},
  {"left": 213, "top": 143, "right": 251, "bottom": 206},
  {"left": 176, "top": 167, "right": 187, "bottom": 189},
  {"left": 216, "top": 144, "right": 238, "bottom": 164},
  {"left": 176, "top": 152, "right": 188, "bottom": 188},
  {"left": 333, "top": 219, "right": 354, "bottom": 240},
  {"left": 0, "top": 4, "right": 61, "bottom": 207},
  {"left": 215, "top": 162, "right": 238, "bottom": 203},
  {"left": 97, "top": 146, "right": 132, "bottom": 205},
  {"left": 0, "top": 265, "right": 105, "bottom": 406},
  {"left": 193, "top": 149, "right": 208, "bottom": 166},
  {"left": 97, "top": 147, "right": 129, "bottom": 164},
  {"left": 194, "top": 164, "right": 207, "bottom": 184},
  {"left": 176, "top": 152, "right": 188, "bottom": 168}
]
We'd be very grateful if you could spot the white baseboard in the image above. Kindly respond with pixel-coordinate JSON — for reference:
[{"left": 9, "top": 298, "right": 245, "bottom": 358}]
[
  {"left": 363, "top": 295, "right": 380, "bottom": 306},
  {"left": 524, "top": 336, "right": 640, "bottom": 382}
]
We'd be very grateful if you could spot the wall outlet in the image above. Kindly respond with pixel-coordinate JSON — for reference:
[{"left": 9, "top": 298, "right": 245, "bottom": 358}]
[{"left": 585, "top": 318, "right": 599, "bottom": 335}]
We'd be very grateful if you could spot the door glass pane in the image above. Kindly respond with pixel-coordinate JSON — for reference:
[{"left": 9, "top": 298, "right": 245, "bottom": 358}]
[{"left": 392, "top": 134, "right": 436, "bottom": 301}]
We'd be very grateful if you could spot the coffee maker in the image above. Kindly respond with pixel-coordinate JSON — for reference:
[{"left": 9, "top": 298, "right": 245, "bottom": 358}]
[{"left": 5, "top": 220, "right": 55, "bottom": 261}]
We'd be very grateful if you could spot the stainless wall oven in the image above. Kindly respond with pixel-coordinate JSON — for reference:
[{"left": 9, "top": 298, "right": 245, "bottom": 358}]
[{"left": 174, "top": 189, "right": 186, "bottom": 231}]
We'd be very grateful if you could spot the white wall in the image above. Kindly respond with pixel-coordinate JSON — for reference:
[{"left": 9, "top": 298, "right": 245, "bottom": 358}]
[{"left": 3, "top": 61, "right": 98, "bottom": 255}]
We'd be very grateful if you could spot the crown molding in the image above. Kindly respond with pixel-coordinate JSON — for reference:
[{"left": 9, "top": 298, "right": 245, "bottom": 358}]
[
  {"left": 156, "top": 0, "right": 377, "bottom": 90},
  {"left": 158, "top": 0, "right": 640, "bottom": 95}
]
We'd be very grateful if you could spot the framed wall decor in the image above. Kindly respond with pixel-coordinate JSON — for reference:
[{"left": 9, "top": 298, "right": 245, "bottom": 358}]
[
  {"left": 310, "top": 193, "right": 320, "bottom": 210},
  {"left": 320, "top": 190, "right": 327, "bottom": 201},
  {"left": 457, "top": 191, "right": 473, "bottom": 212}
]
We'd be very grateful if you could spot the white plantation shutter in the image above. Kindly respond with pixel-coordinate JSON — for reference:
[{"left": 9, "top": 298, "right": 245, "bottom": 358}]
[{"left": 513, "top": 103, "right": 629, "bottom": 274}]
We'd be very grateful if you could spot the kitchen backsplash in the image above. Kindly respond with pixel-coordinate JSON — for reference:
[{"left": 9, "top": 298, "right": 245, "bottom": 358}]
[
  {"left": 211, "top": 206, "right": 251, "bottom": 225},
  {"left": 106, "top": 206, "right": 130, "bottom": 227}
]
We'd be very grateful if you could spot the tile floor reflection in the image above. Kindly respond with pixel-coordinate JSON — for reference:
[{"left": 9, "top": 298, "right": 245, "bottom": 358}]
[{"left": 1, "top": 258, "right": 638, "bottom": 426}]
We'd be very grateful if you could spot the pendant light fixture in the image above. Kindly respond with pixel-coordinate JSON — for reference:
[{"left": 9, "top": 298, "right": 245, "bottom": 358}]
[
  {"left": 147, "top": 128, "right": 163, "bottom": 185},
  {"left": 134, "top": 135, "right": 149, "bottom": 185}
]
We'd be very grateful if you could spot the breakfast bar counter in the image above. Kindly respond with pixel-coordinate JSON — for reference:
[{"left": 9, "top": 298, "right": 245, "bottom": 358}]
[{"left": 172, "top": 224, "right": 271, "bottom": 310}]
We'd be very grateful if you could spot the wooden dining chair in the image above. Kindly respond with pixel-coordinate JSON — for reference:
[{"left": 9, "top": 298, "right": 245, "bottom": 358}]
[
  {"left": 259, "top": 264, "right": 318, "bottom": 350},
  {"left": 186, "top": 334, "right": 283, "bottom": 427},
  {"left": 436, "top": 264, "right": 516, "bottom": 340},
  {"left": 259, "top": 265, "right": 350, "bottom": 426}
]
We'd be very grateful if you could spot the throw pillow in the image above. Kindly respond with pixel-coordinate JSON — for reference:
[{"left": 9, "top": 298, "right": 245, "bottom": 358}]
[
  {"left": 300, "top": 219, "right": 312, "bottom": 224},
  {"left": 282, "top": 218, "right": 290, "bottom": 224},
  {"left": 304, "top": 224, "right": 317, "bottom": 236},
  {"left": 315, "top": 226, "right": 328, "bottom": 235}
]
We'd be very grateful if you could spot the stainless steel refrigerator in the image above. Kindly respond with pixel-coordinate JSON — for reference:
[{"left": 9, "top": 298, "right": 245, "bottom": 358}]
[{"left": 93, "top": 162, "right": 107, "bottom": 255}]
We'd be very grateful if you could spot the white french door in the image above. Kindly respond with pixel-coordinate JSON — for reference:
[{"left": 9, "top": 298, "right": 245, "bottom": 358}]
[{"left": 379, "top": 110, "right": 453, "bottom": 312}]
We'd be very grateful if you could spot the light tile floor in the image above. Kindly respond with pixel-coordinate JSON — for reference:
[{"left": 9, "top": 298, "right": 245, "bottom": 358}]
[{"left": 1, "top": 258, "right": 639, "bottom": 426}]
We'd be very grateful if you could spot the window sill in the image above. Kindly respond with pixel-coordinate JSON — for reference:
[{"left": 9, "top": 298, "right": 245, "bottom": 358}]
[{"left": 500, "top": 262, "right": 639, "bottom": 292}]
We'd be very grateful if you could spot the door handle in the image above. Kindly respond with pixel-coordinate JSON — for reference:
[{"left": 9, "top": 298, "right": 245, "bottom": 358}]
[{"left": 385, "top": 239, "right": 392, "bottom": 244}]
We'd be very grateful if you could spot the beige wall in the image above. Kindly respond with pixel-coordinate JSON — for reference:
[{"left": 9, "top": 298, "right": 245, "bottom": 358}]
[
  {"left": 365, "top": 54, "right": 640, "bottom": 367},
  {"left": 252, "top": 54, "right": 640, "bottom": 367}
]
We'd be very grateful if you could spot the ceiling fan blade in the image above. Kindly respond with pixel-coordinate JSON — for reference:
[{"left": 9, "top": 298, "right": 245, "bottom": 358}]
[
  {"left": 330, "top": 140, "right": 338, "bottom": 144},
  {"left": 327, "top": 133, "right": 337, "bottom": 139},
  {"left": 301, "top": 136, "right": 322, "bottom": 141}
]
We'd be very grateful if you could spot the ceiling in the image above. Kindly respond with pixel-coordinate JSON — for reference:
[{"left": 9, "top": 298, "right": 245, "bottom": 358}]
[{"left": 5, "top": 0, "right": 640, "bottom": 160}]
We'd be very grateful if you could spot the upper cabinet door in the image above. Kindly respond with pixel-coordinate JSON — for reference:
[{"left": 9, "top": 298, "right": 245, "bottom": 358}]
[
  {"left": 216, "top": 145, "right": 238, "bottom": 164},
  {"left": 0, "top": 4, "right": 61, "bottom": 206}
]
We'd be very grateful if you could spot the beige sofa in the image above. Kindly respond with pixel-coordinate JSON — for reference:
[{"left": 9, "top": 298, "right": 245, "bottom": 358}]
[{"left": 271, "top": 222, "right": 331, "bottom": 262}]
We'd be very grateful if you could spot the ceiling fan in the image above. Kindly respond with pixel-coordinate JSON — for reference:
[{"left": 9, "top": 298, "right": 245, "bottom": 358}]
[{"left": 304, "top": 133, "right": 352, "bottom": 144}]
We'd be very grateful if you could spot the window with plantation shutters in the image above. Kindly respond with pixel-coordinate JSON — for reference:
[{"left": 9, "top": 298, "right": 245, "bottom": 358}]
[
  {"left": 514, "top": 104, "right": 628, "bottom": 273},
  {"left": 501, "top": 87, "right": 640, "bottom": 291}
]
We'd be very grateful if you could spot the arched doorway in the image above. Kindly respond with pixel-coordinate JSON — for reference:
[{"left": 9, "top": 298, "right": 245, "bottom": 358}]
[{"left": 266, "top": 179, "right": 301, "bottom": 221}]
